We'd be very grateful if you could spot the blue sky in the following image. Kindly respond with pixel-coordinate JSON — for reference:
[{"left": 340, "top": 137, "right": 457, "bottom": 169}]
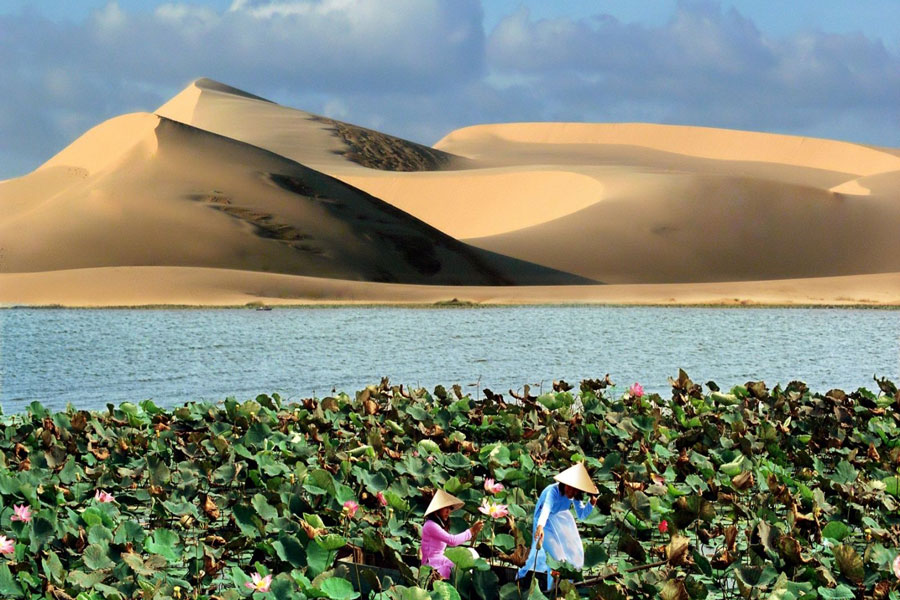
[{"left": 1, "top": 0, "right": 898, "bottom": 179}]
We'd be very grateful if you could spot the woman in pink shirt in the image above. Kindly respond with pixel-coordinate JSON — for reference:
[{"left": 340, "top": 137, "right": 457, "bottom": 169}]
[{"left": 420, "top": 490, "right": 484, "bottom": 579}]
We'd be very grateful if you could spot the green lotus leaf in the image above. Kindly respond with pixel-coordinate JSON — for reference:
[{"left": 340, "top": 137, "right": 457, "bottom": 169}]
[
  {"left": 258, "top": 453, "right": 289, "bottom": 476},
  {"left": 41, "top": 549, "right": 65, "bottom": 585},
  {"left": 719, "top": 455, "right": 745, "bottom": 477},
  {"left": 305, "top": 539, "right": 332, "bottom": 577},
  {"left": 444, "top": 476, "right": 465, "bottom": 494},
  {"left": 144, "top": 529, "right": 181, "bottom": 563},
  {"left": 273, "top": 533, "right": 306, "bottom": 568},
  {"left": 114, "top": 520, "right": 147, "bottom": 544},
  {"left": 384, "top": 490, "right": 410, "bottom": 512},
  {"left": 252, "top": 493, "right": 279, "bottom": 520},
  {"left": 431, "top": 581, "right": 461, "bottom": 600},
  {"left": 831, "top": 461, "right": 858, "bottom": 485},
  {"left": 493, "top": 533, "right": 516, "bottom": 552},
  {"left": 472, "top": 568, "right": 500, "bottom": 599},
  {"left": 81, "top": 506, "right": 106, "bottom": 528},
  {"left": 418, "top": 439, "right": 441, "bottom": 455},
  {"left": 233, "top": 504, "right": 262, "bottom": 536},
  {"left": 334, "top": 483, "right": 356, "bottom": 504},
  {"left": 298, "top": 514, "right": 323, "bottom": 531},
  {"left": 882, "top": 476, "right": 900, "bottom": 497},
  {"left": 122, "top": 552, "right": 157, "bottom": 576},
  {"left": 821, "top": 521, "right": 850, "bottom": 541},
  {"left": 319, "top": 578, "right": 359, "bottom": 600},
  {"left": 443, "top": 547, "right": 477, "bottom": 570},
  {"left": 584, "top": 543, "right": 608, "bottom": 569},
  {"left": 816, "top": 584, "right": 856, "bottom": 599},
  {"left": 0, "top": 564, "right": 23, "bottom": 598},
  {"left": 163, "top": 499, "right": 198, "bottom": 517},
  {"left": 83, "top": 542, "right": 115, "bottom": 570},
  {"left": 478, "top": 443, "right": 511, "bottom": 467},
  {"left": 87, "top": 524, "right": 113, "bottom": 545},
  {"left": 315, "top": 534, "right": 347, "bottom": 551}
]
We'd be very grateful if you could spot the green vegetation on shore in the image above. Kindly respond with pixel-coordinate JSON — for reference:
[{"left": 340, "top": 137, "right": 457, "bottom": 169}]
[{"left": 0, "top": 373, "right": 899, "bottom": 599}]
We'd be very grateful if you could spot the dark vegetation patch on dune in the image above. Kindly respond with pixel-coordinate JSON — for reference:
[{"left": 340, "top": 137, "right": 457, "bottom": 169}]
[{"left": 310, "top": 116, "right": 458, "bottom": 172}]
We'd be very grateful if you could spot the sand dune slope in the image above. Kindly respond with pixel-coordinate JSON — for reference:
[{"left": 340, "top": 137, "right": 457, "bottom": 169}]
[
  {"left": 466, "top": 172, "right": 900, "bottom": 283},
  {"left": 157, "top": 78, "right": 466, "bottom": 172},
  {"left": 0, "top": 113, "right": 586, "bottom": 286},
  {"left": 426, "top": 124, "right": 900, "bottom": 283}
]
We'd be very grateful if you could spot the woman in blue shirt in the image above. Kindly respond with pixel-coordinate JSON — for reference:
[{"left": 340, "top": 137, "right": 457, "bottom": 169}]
[{"left": 517, "top": 463, "right": 598, "bottom": 591}]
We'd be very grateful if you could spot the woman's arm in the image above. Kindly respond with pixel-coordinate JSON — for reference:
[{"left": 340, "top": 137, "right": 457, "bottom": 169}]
[
  {"left": 423, "top": 520, "right": 473, "bottom": 546},
  {"left": 573, "top": 499, "right": 594, "bottom": 520}
]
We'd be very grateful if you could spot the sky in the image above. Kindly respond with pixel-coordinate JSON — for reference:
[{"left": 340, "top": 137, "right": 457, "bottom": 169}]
[{"left": 1, "top": 0, "right": 898, "bottom": 179}]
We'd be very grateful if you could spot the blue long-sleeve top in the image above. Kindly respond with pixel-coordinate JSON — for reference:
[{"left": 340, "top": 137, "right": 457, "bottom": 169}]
[{"left": 531, "top": 482, "right": 594, "bottom": 536}]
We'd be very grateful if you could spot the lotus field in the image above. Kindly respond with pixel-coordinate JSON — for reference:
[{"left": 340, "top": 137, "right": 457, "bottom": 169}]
[{"left": 1, "top": 371, "right": 900, "bottom": 600}]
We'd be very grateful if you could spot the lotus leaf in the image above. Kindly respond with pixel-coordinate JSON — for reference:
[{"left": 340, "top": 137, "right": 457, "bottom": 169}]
[
  {"left": 305, "top": 540, "right": 332, "bottom": 577},
  {"left": 315, "top": 534, "right": 347, "bottom": 551},
  {"left": 433, "top": 581, "right": 463, "bottom": 600},
  {"left": 831, "top": 461, "right": 858, "bottom": 485},
  {"left": 0, "top": 564, "right": 23, "bottom": 598},
  {"left": 83, "top": 542, "right": 115, "bottom": 570},
  {"left": 816, "top": 584, "right": 856, "bottom": 599},
  {"left": 144, "top": 529, "right": 181, "bottom": 563},
  {"left": 821, "top": 521, "right": 850, "bottom": 541},
  {"left": 444, "top": 547, "right": 479, "bottom": 571},
  {"left": 832, "top": 544, "right": 864, "bottom": 583}
]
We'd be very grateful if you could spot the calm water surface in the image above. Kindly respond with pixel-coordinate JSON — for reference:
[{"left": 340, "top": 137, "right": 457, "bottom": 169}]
[{"left": 1, "top": 307, "right": 898, "bottom": 414}]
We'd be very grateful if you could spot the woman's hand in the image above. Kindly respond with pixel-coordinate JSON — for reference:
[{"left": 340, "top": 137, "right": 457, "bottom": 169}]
[
  {"left": 470, "top": 521, "right": 484, "bottom": 537},
  {"left": 589, "top": 495, "right": 598, "bottom": 506},
  {"left": 534, "top": 524, "right": 544, "bottom": 547}
]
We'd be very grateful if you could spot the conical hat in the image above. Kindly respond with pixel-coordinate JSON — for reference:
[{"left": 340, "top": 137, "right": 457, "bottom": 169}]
[
  {"left": 553, "top": 463, "right": 599, "bottom": 495},
  {"left": 424, "top": 489, "right": 465, "bottom": 516}
]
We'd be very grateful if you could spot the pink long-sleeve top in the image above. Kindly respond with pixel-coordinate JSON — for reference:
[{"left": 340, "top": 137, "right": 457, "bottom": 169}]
[{"left": 420, "top": 519, "right": 472, "bottom": 578}]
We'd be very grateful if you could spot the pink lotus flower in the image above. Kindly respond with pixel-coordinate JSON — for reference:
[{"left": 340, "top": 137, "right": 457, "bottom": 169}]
[
  {"left": 376, "top": 491, "right": 388, "bottom": 506},
  {"left": 478, "top": 498, "right": 509, "bottom": 519},
  {"left": 244, "top": 572, "right": 272, "bottom": 593},
  {"left": 893, "top": 554, "right": 900, "bottom": 580},
  {"left": 651, "top": 473, "right": 666, "bottom": 486},
  {"left": 658, "top": 520, "right": 668, "bottom": 533},
  {"left": 629, "top": 383, "right": 644, "bottom": 398},
  {"left": 343, "top": 500, "right": 359, "bottom": 518},
  {"left": 0, "top": 536, "right": 15, "bottom": 554},
  {"left": 484, "top": 478, "right": 504, "bottom": 495},
  {"left": 94, "top": 490, "right": 114, "bottom": 503},
  {"left": 426, "top": 456, "right": 434, "bottom": 464},
  {"left": 10, "top": 504, "right": 31, "bottom": 523}
]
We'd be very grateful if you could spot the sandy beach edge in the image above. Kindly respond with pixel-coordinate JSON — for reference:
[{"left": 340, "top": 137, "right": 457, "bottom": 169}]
[{"left": 2, "top": 267, "right": 899, "bottom": 308}]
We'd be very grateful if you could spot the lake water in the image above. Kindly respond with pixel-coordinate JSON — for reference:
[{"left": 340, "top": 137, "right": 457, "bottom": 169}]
[{"left": 1, "top": 307, "right": 898, "bottom": 414}]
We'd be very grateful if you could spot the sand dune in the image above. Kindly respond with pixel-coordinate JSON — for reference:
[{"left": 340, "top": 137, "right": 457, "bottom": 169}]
[
  {"left": 2, "top": 77, "right": 899, "bottom": 305},
  {"left": 0, "top": 112, "right": 584, "bottom": 286}
]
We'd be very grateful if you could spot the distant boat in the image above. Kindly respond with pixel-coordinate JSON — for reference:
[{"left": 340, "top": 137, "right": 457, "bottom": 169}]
[{"left": 255, "top": 306, "right": 272, "bottom": 311}]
